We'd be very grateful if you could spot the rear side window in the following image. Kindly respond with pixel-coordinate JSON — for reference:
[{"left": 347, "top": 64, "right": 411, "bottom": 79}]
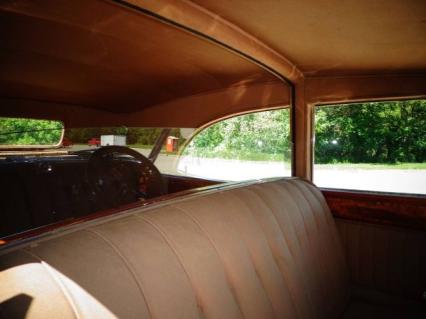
[
  {"left": 313, "top": 99, "right": 426, "bottom": 194},
  {"left": 0, "top": 117, "right": 63, "bottom": 147},
  {"left": 176, "top": 108, "right": 292, "bottom": 181}
]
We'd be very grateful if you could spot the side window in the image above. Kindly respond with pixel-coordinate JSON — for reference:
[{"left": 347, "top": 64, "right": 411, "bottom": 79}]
[
  {"left": 176, "top": 108, "right": 292, "bottom": 181},
  {"left": 0, "top": 117, "right": 64, "bottom": 147},
  {"left": 314, "top": 99, "right": 426, "bottom": 194}
]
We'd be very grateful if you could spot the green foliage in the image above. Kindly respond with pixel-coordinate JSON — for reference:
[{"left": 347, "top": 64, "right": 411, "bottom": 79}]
[
  {"left": 186, "top": 100, "right": 425, "bottom": 164},
  {"left": 315, "top": 163, "right": 426, "bottom": 170},
  {"left": 184, "top": 109, "right": 292, "bottom": 161},
  {"left": 315, "top": 100, "right": 426, "bottom": 164},
  {"left": 3, "top": 99, "right": 423, "bottom": 167},
  {"left": 0, "top": 118, "right": 63, "bottom": 145}
]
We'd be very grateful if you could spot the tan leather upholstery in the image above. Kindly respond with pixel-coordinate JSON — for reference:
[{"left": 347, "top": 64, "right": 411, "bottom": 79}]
[
  {"left": 0, "top": 178, "right": 349, "bottom": 318},
  {"left": 1, "top": 178, "right": 424, "bottom": 318}
]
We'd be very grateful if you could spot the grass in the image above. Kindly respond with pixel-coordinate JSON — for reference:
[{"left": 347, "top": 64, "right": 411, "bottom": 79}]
[
  {"left": 180, "top": 148, "right": 291, "bottom": 162},
  {"left": 71, "top": 144, "right": 425, "bottom": 169},
  {"left": 129, "top": 144, "right": 180, "bottom": 155},
  {"left": 127, "top": 144, "right": 153, "bottom": 149},
  {"left": 314, "top": 162, "right": 426, "bottom": 170},
  {"left": 132, "top": 145, "right": 426, "bottom": 168},
  {"left": 129, "top": 145, "right": 288, "bottom": 160},
  {"left": 183, "top": 149, "right": 426, "bottom": 169}
]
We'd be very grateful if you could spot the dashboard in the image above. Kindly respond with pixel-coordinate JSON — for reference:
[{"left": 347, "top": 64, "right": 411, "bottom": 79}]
[{"left": 0, "top": 147, "right": 165, "bottom": 238}]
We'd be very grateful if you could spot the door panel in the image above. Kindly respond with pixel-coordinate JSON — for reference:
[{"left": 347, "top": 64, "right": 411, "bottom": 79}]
[
  {"left": 323, "top": 189, "right": 426, "bottom": 300},
  {"left": 335, "top": 218, "right": 426, "bottom": 301}
]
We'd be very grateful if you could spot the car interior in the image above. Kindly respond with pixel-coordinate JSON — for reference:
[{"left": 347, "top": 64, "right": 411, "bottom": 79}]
[{"left": 0, "top": 0, "right": 425, "bottom": 318}]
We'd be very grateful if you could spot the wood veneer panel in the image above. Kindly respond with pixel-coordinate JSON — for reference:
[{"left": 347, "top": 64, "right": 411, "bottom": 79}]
[{"left": 323, "top": 189, "right": 426, "bottom": 231}]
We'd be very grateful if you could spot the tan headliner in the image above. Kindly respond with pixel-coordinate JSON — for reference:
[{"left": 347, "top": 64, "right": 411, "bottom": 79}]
[
  {"left": 191, "top": 0, "right": 426, "bottom": 77},
  {"left": 0, "top": 0, "right": 289, "bottom": 127},
  {"left": 1, "top": 0, "right": 425, "bottom": 128}
]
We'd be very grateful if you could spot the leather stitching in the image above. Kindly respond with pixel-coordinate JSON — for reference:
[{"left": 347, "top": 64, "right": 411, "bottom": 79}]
[
  {"left": 22, "top": 249, "right": 81, "bottom": 319},
  {"left": 134, "top": 214, "right": 206, "bottom": 319},
  {"left": 246, "top": 184, "right": 316, "bottom": 318},
  {"left": 85, "top": 229, "right": 153, "bottom": 319},
  {"left": 228, "top": 189, "right": 300, "bottom": 319},
  {"left": 171, "top": 202, "right": 248, "bottom": 319}
]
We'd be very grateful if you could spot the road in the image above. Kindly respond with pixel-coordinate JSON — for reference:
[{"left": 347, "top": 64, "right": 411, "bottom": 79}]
[
  {"left": 69, "top": 145, "right": 426, "bottom": 194},
  {"left": 156, "top": 154, "right": 426, "bottom": 194},
  {"left": 313, "top": 168, "right": 426, "bottom": 194}
]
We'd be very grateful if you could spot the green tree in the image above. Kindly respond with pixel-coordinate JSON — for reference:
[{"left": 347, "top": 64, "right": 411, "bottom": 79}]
[
  {"left": 185, "top": 109, "right": 291, "bottom": 161},
  {"left": 315, "top": 100, "right": 426, "bottom": 164},
  {"left": 0, "top": 118, "right": 63, "bottom": 145}
]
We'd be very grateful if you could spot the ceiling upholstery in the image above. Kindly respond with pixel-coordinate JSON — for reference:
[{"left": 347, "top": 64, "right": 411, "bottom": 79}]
[
  {"left": 0, "top": 0, "right": 425, "bottom": 128},
  {"left": 191, "top": 0, "right": 426, "bottom": 76},
  {"left": 0, "top": 0, "right": 282, "bottom": 118}
]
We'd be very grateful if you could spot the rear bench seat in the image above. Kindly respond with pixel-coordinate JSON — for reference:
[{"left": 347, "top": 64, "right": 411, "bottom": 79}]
[{"left": 0, "top": 178, "right": 424, "bottom": 318}]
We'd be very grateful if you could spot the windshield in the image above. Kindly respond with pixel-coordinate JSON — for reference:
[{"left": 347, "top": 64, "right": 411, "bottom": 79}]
[
  {"left": 64, "top": 127, "right": 191, "bottom": 175},
  {"left": 0, "top": 122, "right": 195, "bottom": 174}
]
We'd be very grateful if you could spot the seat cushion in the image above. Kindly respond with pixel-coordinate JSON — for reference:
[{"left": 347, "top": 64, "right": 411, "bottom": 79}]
[{"left": 0, "top": 178, "right": 349, "bottom": 318}]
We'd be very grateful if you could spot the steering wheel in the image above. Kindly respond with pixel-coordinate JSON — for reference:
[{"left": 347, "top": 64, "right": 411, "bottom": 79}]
[{"left": 87, "top": 146, "right": 166, "bottom": 206}]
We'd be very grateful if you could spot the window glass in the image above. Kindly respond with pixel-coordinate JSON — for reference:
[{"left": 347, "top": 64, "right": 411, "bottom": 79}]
[
  {"left": 314, "top": 99, "right": 426, "bottom": 194},
  {"left": 64, "top": 127, "right": 187, "bottom": 174},
  {"left": 66, "top": 127, "right": 168, "bottom": 152},
  {"left": 175, "top": 108, "right": 292, "bottom": 181},
  {"left": 0, "top": 117, "right": 63, "bottom": 147}
]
